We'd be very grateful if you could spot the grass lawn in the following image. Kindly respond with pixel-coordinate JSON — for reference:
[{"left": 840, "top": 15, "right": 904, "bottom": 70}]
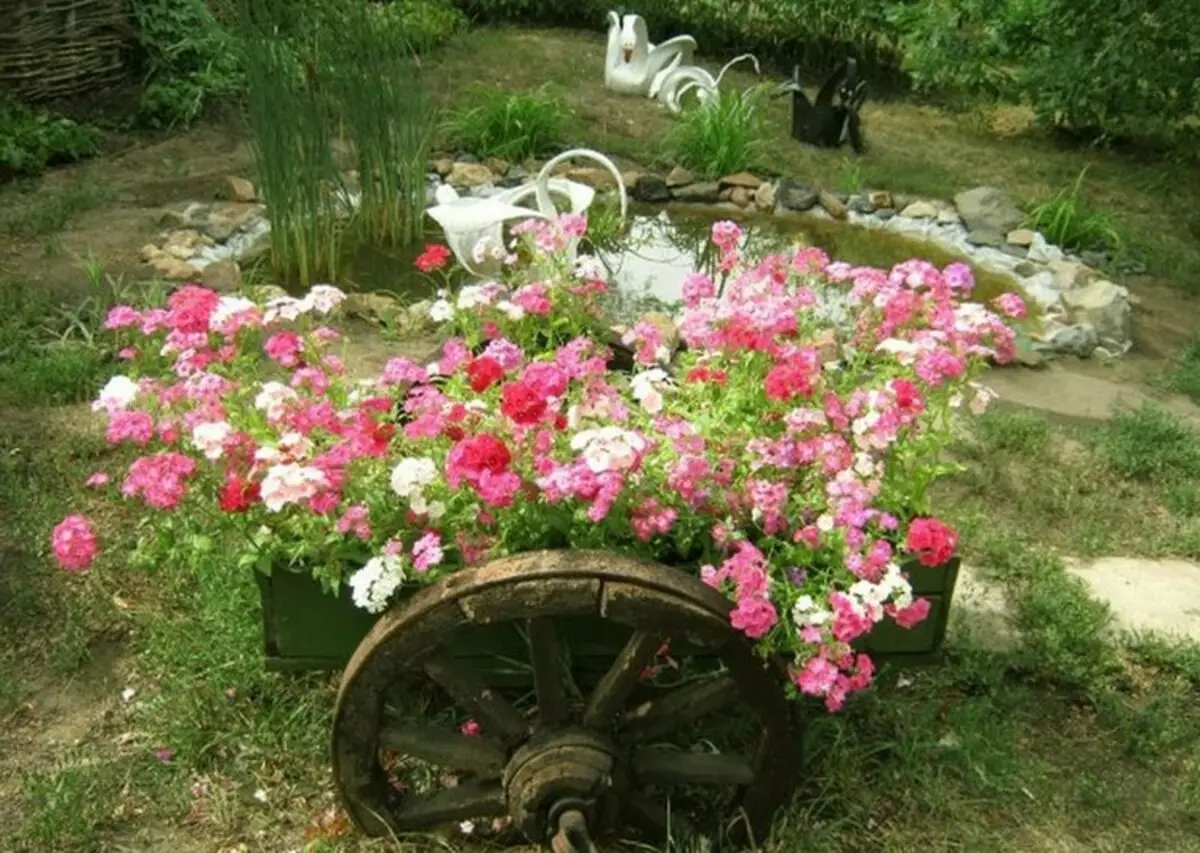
[{"left": 1, "top": 23, "right": 1200, "bottom": 853}]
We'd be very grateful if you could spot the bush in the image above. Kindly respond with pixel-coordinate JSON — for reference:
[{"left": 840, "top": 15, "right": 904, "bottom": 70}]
[
  {"left": 372, "top": 0, "right": 469, "bottom": 53},
  {"left": 441, "top": 85, "right": 566, "bottom": 161},
  {"left": 662, "top": 84, "right": 771, "bottom": 179},
  {"left": 894, "top": 0, "right": 1200, "bottom": 143},
  {"left": 0, "top": 99, "right": 100, "bottom": 180}
]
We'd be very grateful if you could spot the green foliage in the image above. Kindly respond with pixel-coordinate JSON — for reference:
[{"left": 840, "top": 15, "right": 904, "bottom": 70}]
[
  {"left": 0, "top": 99, "right": 100, "bottom": 180},
  {"left": 894, "top": 0, "right": 1200, "bottom": 143},
  {"left": 236, "top": 0, "right": 436, "bottom": 283},
  {"left": 373, "top": 0, "right": 469, "bottom": 53},
  {"left": 662, "top": 84, "right": 771, "bottom": 180},
  {"left": 1023, "top": 167, "right": 1126, "bottom": 255},
  {"left": 1095, "top": 404, "right": 1200, "bottom": 482},
  {"left": 1166, "top": 338, "right": 1200, "bottom": 405},
  {"left": 442, "top": 85, "right": 566, "bottom": 161},
  {"left": 129, "top": 0, "right": 242, "bottom": 128}
]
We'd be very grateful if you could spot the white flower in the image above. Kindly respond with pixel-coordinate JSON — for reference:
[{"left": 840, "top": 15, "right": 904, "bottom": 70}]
[
  {"left": 390, "top": 457, "right": 438, "bottom": 497},
  {"left": 263, "top": 296, "right": 306, "bottom": 324},
  {"left": 92, "top": 375, "right": 139, "bottom": 413},
  {"left": 496, "top": 300, "right": 525, "bottom": 321},
  {"left": 429, "top": 299, "right": 454, "bottom": 322},
  {"left": 259, "top": 464, "right": 329, "bottom": 512},
  {"left": 631, "top": 369, "right": 670, "bottom": 414},
  {"left": 573, "top": 256, "right": 606, "bottom": 280},
  {"left": 254, "top": 381, "right": 298, "bottom": 422},
  {"left": 816, "top": 514, "right": 835, "bottom": 533},
  {"left": 968, "top": 381, "right": 997, "bottom": 415},
  {"left": 457, "top": 285, "right": 487, "bottom": 310},
  {"left": 791, "top": 595, "right": 832, "bottom": 627},
  {"left": 874, "top": 337, "right": 919, "bottom": 364},
  {"left": 191, "top": 420, "right": 233, "bottom": 461},
  {"left": 208, "top": 296, "right": 257, "bottom": 332},
  {"left": 302, "top": 284, "right": 346, "bottom": 315},
  {"left": 349, "top": 554, "right": 406, "bottom": 614},
  {"left": 570, "top": 427, "right": 647, "bottom": 474}
]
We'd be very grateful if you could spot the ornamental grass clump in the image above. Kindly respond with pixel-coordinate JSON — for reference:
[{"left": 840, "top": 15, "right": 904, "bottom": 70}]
[{"left": 55, "top": 214, "right": 1025, "bottom": 712}]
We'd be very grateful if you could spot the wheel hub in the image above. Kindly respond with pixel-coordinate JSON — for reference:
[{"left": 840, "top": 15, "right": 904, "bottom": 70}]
[{"left": 502, "top": 728, "right": 627, "bottom": 843}]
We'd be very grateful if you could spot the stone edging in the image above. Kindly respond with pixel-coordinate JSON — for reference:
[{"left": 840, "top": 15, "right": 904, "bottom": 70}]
[{"left": 139, "top": 156, "right": 1136, "bottom": 361}]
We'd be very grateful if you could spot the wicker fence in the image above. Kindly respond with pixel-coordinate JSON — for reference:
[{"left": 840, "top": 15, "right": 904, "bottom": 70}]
[{"left": 0, "top": 0, "right": 132, "bottom": 102}]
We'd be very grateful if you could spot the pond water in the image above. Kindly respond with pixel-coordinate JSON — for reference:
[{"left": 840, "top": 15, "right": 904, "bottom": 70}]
[{"left": 337, "top": 203, "right": 1030, "bottom": 323}]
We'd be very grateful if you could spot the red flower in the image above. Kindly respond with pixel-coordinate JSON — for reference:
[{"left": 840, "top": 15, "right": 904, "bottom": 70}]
[
  {"left": 448, "top": 434, "right": 508, "bottom": 479},
  {"left": 219, "top": 473, "right": 260, "bottom": 513},
  {"left": 905, "top": 517, "right": 957, "bottom": 567},
  {"left": 414, "top": 244, "right": 451, "bottom": 273},
  {"left": 466, "top": 356, "right": 504, "bottom": 393},
  {"left": 685, "top": 366, "right": 728, "bottom": 385},
  {"left": 500, "top": 381, "right": 547, "bottom": 425},
  {"left": 891, "top": 378, "right": 925, "bottom": 414}
]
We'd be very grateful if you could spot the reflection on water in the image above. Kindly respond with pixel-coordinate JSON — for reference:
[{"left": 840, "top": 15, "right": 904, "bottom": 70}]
[{"left": 333, "top": 203, "right": 1027, "bottom": 323}]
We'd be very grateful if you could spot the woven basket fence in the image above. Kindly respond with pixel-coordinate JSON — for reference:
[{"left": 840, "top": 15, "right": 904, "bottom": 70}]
[{"left": 0, "top": 0, "right": 132, "bottom": 102}]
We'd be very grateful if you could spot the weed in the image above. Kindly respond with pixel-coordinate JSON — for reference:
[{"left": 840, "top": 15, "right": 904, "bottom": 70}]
[
  {"left": 1023, "top": 166, "right": 1127, "bottom": 256},
  {"left": 20, "top": 759, "right": 123, "bottom": 850},
  {"left": 442, "top": 84, "right": 566, "bottom": 162},
  {"left": 1, "top": 180, "right": 112, "bottom": 239},
  {"left": 839, "top": 157, "right": 862, "bottom": 196},
  {"left": 1094, "top": 403, "right": 1200, "bottom": 482},
  {"left": 662, "top": 83, "right": 771, "bottom": 180},
  {"left": 1165, "top": 337, "right": 1200, "bottom": 404},
  {"left": 971, "top": 409, "right": 1052, "bottom": 457}
]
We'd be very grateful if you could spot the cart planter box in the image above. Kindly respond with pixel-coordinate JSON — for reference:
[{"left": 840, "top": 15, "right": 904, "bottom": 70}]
[{"left": 255, "top": 555, "right": 962, "bottom": 672}]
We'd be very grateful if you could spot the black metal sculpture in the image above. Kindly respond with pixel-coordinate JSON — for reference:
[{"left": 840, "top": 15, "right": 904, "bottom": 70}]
[{"left": 772, "top": 59, "right": 868, "bottom": 154}]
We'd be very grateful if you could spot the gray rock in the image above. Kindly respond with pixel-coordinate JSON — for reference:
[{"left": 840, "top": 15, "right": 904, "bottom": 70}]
[
  {"left": 847, "top": 195, "right": 874, "bottom": 214},
  {"left": 900, "top": 201, "right": 937, "bottom": 219},
  {"left": 1080, "top": 249, "right": 1109, "bottom": 269},
  {"left": 666, "top": 166, "right": 695, "bottom": 188},
  {"left": 1047, "top": 259, "right": 1096, "bottom": 291},
  {"left": 1027, "top": 233, "right": 1066, "bottom": 264},
  {"left": 999, "top": 244, "right": 1027, "bottom": 259},
  {"left": 1013, "top": 261, "right": 1040, "bottom": 277},
  {"left": 671, "top": 181, "right": 722, "bottom": 203},
  {"left": 633, "top": 173, "right": 672, "bottom": 203},
  {"left": 1007, "top": 228, "right": 1037, "bottom": 247},
  {"left": 954, "top": 186, "right": 1025, "bottom": 238},
  {"left": 447, "top": 161, "right": 493, "bottom": 188},
  {"left": 936, "top": 208, "right": 961, "bottom": 226},
  {"left": 875, "top": 209, "right": 895, "bottom": 221},
  {"left": 777, "top": 180, "right": 819, "bottom": 212},
  {"left": 199, "top": 259, "right": 242, "bottom": 293},
  {"left": 1063, "top": 280, "right": 1132, "bottom": 352},
  {"left": 754, "top": 181, "right": 777, "bottom": 211},
  {"left": 1037, "top": 321, "right": 1099, "bottom": 358}
]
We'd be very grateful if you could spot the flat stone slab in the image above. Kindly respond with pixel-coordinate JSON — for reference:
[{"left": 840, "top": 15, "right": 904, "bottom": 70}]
[
  {"left": 984, "top": 366, "right": 1200, "bottom": 425},
  {"left": 1064, "top": 556, "right": 1200, "bottom": 642}
]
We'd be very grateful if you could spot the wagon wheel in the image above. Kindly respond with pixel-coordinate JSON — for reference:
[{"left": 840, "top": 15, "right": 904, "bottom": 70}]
[{"left": 332, "top": 550, "right": 801, "bottom": 850}]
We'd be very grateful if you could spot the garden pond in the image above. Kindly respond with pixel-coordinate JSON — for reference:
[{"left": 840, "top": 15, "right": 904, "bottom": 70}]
[{"left": 337, "top": 204, "right": 1035, "bottom": 326}]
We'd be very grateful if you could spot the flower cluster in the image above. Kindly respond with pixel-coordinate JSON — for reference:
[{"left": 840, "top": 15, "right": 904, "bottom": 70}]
[{"left": 56, "top": 216, "right": 1021, "bottom": 711}]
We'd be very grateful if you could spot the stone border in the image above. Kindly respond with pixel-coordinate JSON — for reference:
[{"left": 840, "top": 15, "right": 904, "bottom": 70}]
[{"left": 139, "top": 155, "right": 1135, "bottom": 361}]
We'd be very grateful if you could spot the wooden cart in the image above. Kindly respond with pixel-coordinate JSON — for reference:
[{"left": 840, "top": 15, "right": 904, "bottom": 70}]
[{"left": 256, "top": 548, "right": 960, "bottom": 851}]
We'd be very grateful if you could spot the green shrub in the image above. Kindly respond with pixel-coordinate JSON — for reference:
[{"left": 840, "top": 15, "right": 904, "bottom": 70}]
[
  {"left": 442, "top": 84, "right": 566, "bottom": 161},
  {"left": 662, "top": 84, "right": 770, "bottom": 180},
  {"left": 129, "top": 0, "right": 243, "bottom": 128},
  {"left": 894, "top": 0, "right": 1200, "bottom": 143},
  {"left": 372, "top": 0, "right": 469, "bottom": 52},
  {"left": 0, "top": 99, "right": 100, "bottom": 180},
  {"left": 1023, "top": 167, "right": 1126, "bottom": 256}
]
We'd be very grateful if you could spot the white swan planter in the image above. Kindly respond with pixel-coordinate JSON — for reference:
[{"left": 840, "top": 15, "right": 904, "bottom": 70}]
[
  {"left": 425, "top": 148, "right": 629, "bottom": 279},
  {"left": 604, "top": 12, "right": 697, "bottom": 98},
  {"left": 603, "top": 11, "right": 760, "bottom": 115}
]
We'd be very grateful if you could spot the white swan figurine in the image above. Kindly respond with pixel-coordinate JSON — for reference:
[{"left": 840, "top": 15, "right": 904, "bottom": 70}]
[
  {"left": 604, "top": 11, "right": 698, "bottom": 98},
  {"left": 425, "top": 148, "right": 629, "bottom": 278},
  {"left": 651, "top": 53, "right": 762, "bottom": 115}
]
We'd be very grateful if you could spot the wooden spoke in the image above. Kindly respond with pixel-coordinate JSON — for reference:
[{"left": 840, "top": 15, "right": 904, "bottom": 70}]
[
  {"left": 582, "top": 630, "right": 662, "bottom": 728},
  {"left": 527, "top": 617, "right": 568, "bottom": 727},
  {"left": 393, "top": 779, "right": 507, "bottom": 827},
  {"left": 378, "top": 722, "right": 505, "bottom": 775},
  {"left": 626, "top": 793, "right": 698, "bottom": 840},
  {"left": 422, "top": 650, "right": 529, "bottom": 744},
  {"left": 632, "top": 749, "right": 756, "bottom": 787},
  {"left": 622, "top": 675, "right": 740, "bottom": 742}
]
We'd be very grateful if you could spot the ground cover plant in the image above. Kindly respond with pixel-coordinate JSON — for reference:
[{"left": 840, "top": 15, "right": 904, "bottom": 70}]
[
  {"left": 0, "top": 99, "right": 101, "bottom": 181},
  {"left": 442, "top": 85, "right": 567, "bottom": 162}
]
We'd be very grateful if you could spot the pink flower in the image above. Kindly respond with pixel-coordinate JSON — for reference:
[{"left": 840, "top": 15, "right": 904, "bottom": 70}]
[
  {"left": 993, "top": 292, "right": 1027, "bottom": 319},
  {"left": 104, "top": 305, "right": 141, "bottom": 329},
  {"left": 891, "top": 597, "right": 932, "bottom": 629},
  {"left": 412, "top": 531, "right": 444, "bottom": 572},
  {"left": 681, "top": 273, "right": 715, "bottom": 306},
  {"left": 85, "top": 472, "right": 110, "bottom": 488},
  {"left": 264, "top": 331, "right": 304, "bottom": 367},
  {"left": 336, "top": 504, "right": 372, "bottom": 540},
  {"left": 460, "top": 719, "right": 481, "bottom": 736},
  {"left": 794, "top": 656, "right": 839, "bottom": 697},
  {"left": 106, "top": 410, "right": 155, "bottom": 446},
  {"left": 51, "top": 514, "right": 98, "bottom": 572},
  {"left": 259, "top": 464, "right": 329, "bottom": 512},
  {"left": 122, "top": 452, "right": 196, "bottom": 509}
]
